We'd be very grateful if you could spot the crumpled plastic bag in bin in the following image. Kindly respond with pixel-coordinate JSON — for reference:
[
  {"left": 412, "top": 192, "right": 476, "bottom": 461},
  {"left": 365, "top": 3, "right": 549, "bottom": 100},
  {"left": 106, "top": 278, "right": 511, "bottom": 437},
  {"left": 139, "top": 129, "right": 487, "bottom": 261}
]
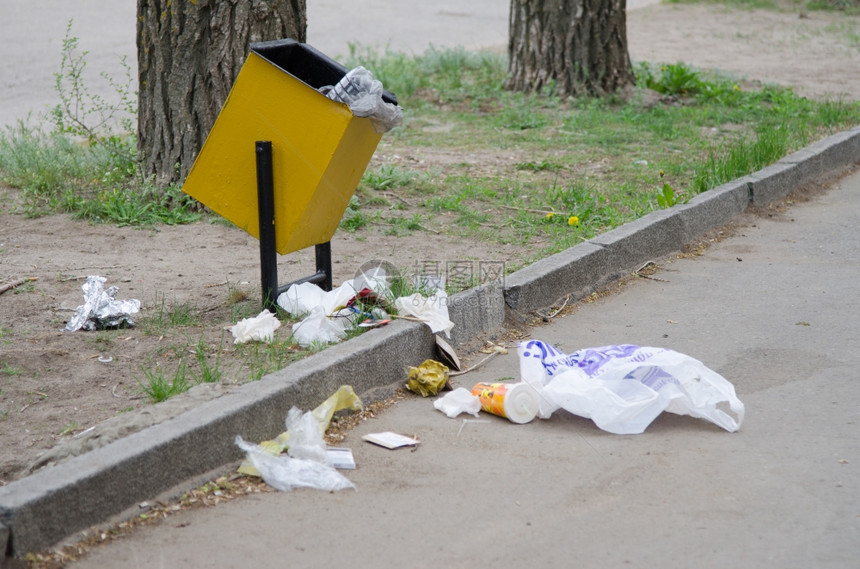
[{"left": 325, "top": 66, "right": 403, "bottom": 133}]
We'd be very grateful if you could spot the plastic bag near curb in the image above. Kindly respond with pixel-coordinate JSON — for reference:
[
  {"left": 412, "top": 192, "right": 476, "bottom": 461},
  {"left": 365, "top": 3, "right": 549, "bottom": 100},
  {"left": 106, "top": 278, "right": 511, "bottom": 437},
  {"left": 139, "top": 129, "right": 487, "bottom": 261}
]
[
  {"left": 235, "top": 436, "right": 355, "bottom": 492},
  {"left": 238, "top": 386, "right": 362, "bottom": 477},
  {"left": 65, "top": 275, "right": 140, "bottom": 332},
  {"left": 325, "top": 66, "right": 403, "bottom": 133},
  {"left": 519, "top": 341, "right": 745, "bottom": 435},
  {"left": 230, "top": 310, "right": 281, "bottom": 344}
]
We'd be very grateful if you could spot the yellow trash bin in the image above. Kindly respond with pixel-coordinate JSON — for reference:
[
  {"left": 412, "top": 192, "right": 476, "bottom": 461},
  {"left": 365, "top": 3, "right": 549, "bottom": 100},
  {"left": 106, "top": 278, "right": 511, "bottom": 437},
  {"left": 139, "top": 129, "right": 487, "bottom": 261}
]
[{"left": 183, "top": 39, "right": 394, "bottom": 255}]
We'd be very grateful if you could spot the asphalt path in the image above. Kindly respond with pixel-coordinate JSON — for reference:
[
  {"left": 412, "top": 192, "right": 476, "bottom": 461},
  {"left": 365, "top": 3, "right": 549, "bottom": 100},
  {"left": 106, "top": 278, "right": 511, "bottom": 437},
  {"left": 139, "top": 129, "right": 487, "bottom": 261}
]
[{"left": 68, "top": 169, "right": 860, "bottom": 568}]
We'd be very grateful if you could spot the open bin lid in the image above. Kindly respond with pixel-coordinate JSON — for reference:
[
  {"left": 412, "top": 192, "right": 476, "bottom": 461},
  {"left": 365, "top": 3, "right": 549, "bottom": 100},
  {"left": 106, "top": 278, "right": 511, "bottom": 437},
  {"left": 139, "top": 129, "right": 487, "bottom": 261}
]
[{"left": 250, "top": 39, "right": 398, "bottom": 106}]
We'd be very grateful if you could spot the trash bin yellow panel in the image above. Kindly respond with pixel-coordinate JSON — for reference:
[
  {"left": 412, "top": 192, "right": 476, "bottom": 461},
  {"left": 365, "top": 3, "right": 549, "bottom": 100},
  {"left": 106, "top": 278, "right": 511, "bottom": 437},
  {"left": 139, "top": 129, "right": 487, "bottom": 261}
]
[{"left": 183, "top": 45, "right": 384, "bottom": 255}]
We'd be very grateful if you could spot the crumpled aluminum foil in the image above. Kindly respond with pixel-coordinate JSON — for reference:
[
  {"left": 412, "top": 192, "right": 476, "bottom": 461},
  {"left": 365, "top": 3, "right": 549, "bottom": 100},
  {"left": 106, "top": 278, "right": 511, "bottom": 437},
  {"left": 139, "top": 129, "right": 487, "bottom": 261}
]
[{"left": 65, "top": 275, "right": 141, "bottom": 332}]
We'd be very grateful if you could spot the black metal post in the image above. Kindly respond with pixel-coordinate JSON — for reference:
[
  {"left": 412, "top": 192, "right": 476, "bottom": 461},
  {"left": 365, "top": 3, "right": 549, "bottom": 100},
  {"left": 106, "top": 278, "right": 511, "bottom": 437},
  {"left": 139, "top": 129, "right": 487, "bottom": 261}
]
[
  {"left": 256, "top": 141, "right": 278, "bottom": 312},
  {"left": 315, "top": 242, "right": 333, "bottom": 291}
]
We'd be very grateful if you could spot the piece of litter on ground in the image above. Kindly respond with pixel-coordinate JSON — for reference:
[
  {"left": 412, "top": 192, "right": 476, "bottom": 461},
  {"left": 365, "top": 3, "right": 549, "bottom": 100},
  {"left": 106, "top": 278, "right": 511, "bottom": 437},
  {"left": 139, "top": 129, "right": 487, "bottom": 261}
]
[
  {"left": 326, "top": 447, "right": 356, "bottom": 470},
  {"left": 457, "top": 418, "right": 491, "bottom": 438},
  {"left": 65, "top": 275, "right": 140, "bottom": 331},
  {"left": 362, "top": 431, "right": 419, "bottom": 449}
]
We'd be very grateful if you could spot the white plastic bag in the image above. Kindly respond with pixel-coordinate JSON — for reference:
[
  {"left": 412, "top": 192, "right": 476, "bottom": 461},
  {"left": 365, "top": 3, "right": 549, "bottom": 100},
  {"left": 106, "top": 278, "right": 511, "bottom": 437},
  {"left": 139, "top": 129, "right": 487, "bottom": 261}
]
[
  {"left": 230, "top": 310, "right": 281, "bottom": 344},
  {"left": 519, "top": 341, "right": 745, "bottom": 434},
  {"left": 235, "top": 436, "right": 355, "bottom": 492},
  {"left": 326, "top": 66, "right": 403, "bottom": 133},
  {"left": 433, "top": 387, "right": 482, "bottom": 418},
  {"left": 284, "top": 407, "right": 328, "bottom": 463},
  {"left": 291, "top": 306, "right": 347, "bottom": 347},
  {"left": 277, "top": 282, "right": 328, "bottom": 318},
  {"left": 394, "top": 290, "right": 454, "bottom": 338}
]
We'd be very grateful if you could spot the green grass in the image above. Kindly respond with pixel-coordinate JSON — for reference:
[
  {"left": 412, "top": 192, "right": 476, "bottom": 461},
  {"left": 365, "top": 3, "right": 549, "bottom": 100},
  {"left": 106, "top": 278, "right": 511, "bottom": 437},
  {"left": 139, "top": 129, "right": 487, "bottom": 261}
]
[
  {"left": 329, "top": 51, "right": 858, "bottom": 271},
  {"left": 2, "top": 363, "right": 24, "bottom": 376},
  {"left": 137, "top": 362, "right": 192, "bottom": 403},
  {"left": 139, "top": 294, "right": 200, "bottom": 334},
  {"left": 0, "top": 22, "right": 201, "bottom": 226}
]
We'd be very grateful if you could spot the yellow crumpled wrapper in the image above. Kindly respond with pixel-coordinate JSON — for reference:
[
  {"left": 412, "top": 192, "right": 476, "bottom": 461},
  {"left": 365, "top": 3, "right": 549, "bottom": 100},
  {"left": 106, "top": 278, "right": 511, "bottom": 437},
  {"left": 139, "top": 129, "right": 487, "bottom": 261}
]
[
  {"left": 238, "top": 385, "right": 363, "bottom": 476},
  {"left": 406, "top": 359, "right": 451, "bottom": 397}
]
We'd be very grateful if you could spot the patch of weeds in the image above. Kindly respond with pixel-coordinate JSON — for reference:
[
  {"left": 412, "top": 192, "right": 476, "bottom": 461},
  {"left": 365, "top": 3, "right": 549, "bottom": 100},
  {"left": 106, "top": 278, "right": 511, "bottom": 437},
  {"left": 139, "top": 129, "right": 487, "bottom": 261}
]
[
  {"left": 425, "top": 194, "right": 464, "bottom": 213},
  {"left": 806, "top": 0, "right": 860, "bottom": 14},
  {"left": 192, "top": 337, "right": 223, "bottom": 384},
  {"left": 137, "top": 362, "right": 191, "bottom": 403},
  {"left": 639, "top": 62, "right": 704, "bottom": 97},
  {"left": 12, "top": 281, "right": 37, "bottom": 295},
  {"left": 2, "top": 363, "right": 24, "bottom": 376},
  {"left": 59, "top": 421, "right": 80, "bottom": 436},
  {"left": 92, "top": 331, "right": 116, "bottom": 351},
  {"left": 361, "top": 164, "right": 418, "bottom": 190},
  {"left": 493, "top": 92, "right": 551, "bottom": 130},
  {"left": 544, "top": 181, "right": 595, "bottom": 212},
  {"left": 691, "top": 126, "right": 790, "bottom": 193},
  {"left": 169, "top": 301, "right": 199, "bottom": 327},
  {"left": 656, "top": 182, "right": 680, "bottom": 208},
  {"left": 140, "top": 293, "right": 200, "bottom": 334},
  {"left": 515, "top": 160, "right": 563, "bottom": 172},
  {"left": 665, "top": 0, "right": 779, "bottom": 10},
  {"left": 236, "top": 339, "right": 302, "bottom": 382},
  {"left": 340, "top": 195, "right": 375, "bottom": 232}
]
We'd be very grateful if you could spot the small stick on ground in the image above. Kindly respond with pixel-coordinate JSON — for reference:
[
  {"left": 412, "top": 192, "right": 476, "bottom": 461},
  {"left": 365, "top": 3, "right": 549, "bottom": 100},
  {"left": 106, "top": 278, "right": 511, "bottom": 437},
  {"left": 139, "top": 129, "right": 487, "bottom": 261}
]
[
  {"left": 449, "top": 351, "right": 500, "bottom": 377},
  {"left": 0, "top": 277, "right": 38, "bottom": 296},
  {"left": 496, "top": 204, "right": 556, "bottom": 216}
]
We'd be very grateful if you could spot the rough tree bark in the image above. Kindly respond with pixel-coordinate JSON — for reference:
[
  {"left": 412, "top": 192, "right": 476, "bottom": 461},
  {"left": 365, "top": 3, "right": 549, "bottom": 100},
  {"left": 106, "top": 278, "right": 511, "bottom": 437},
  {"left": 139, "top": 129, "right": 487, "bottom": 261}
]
[
  {"left": 137, "top": 0, "right": 306, "bottom": 186},
  {"left": 507, "top": 0, "right": 634, "bottom": 97}
]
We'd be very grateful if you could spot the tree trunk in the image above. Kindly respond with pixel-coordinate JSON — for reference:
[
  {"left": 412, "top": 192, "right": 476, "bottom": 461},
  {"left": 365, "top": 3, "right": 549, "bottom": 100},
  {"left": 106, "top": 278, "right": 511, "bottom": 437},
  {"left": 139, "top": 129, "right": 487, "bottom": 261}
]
[
  {"left": 137, "top": 0, "right": 306, "bottom": 187},
  {"left": 506, "top": 0, "right": 634, "bottom": 97}
]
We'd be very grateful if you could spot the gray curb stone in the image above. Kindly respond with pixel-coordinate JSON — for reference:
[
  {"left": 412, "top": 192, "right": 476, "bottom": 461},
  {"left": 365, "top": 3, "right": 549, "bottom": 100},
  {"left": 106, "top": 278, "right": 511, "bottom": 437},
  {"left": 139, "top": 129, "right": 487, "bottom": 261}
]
[
  {"left": 1, "top": 128, "right": 858, "bottom": 559},
  {"left": 590, "top": 207, "right": 687, "bottom": 278},
  {"left": 504, "top": 243, "right": 610, "bottom": 313},
  {"left": 446, "top": 281, "right": 506, "bottom": 346},
  {"left": 677, "top": 177, "right": 752, "bottom": 241}
]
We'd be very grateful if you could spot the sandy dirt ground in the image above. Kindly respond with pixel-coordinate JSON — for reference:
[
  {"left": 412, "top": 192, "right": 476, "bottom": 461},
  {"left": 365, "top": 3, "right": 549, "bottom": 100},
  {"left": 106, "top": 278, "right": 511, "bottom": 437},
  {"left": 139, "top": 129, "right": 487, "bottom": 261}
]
[{"left": 0, "top": 1, "right": 858, "bottom": 484}]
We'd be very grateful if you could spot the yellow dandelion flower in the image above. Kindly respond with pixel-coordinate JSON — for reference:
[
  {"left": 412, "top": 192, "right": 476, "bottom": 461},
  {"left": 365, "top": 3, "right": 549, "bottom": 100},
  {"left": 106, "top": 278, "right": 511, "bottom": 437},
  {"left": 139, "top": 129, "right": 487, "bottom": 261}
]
[
  {"left": 567, "top": 216, "right": 580, "bottom": 227},
  {"left": 733, "top": 84, "right": 740, "bottom": 92},
  {"left": 545, "top": 212, "right": 555, "bottom": 220}
]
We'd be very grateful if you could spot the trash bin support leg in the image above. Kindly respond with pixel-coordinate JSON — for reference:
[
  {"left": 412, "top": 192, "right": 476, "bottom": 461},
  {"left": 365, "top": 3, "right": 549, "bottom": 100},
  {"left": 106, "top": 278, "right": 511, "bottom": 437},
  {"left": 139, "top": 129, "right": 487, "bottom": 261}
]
[
  {"left": 256, "top": 141, "right": 334, "bottom": 311},
  {"left": 256, "top": 141, "right": 278, "bottom": 312},
  {"left": 315, "top": 242, "right": 333, "bottom": 291}
]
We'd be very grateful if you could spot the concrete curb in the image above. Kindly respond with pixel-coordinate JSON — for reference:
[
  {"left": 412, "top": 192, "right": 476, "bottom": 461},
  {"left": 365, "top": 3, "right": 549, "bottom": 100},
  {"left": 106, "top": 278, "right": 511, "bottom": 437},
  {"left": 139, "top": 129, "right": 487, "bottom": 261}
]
[{"left": 1, "top": 127, "right": 859, "bottom": 558}]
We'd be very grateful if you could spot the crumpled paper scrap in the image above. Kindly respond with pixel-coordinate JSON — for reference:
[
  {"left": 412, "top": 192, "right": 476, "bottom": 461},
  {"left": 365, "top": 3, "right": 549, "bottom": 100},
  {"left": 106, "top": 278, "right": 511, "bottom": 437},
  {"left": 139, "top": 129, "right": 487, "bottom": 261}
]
[
  {"left": 230, "top": 310, "right": 281, "bottom": 344},
  {"left": 433, "top": 387, "right": 482, "bottom": 418},
  {"left": 395, "top": 290, "right": 454, "bottom": 338},
  {"left": 406, "top": 359, "right": 452, "bottom": 397}
]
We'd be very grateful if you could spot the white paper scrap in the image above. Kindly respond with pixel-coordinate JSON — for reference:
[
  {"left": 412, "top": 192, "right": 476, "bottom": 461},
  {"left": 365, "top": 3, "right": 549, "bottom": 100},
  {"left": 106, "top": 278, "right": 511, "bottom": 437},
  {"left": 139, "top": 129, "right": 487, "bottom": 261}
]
[{"left": 361, "top": 432, "right": 419, "bottom": 450}]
